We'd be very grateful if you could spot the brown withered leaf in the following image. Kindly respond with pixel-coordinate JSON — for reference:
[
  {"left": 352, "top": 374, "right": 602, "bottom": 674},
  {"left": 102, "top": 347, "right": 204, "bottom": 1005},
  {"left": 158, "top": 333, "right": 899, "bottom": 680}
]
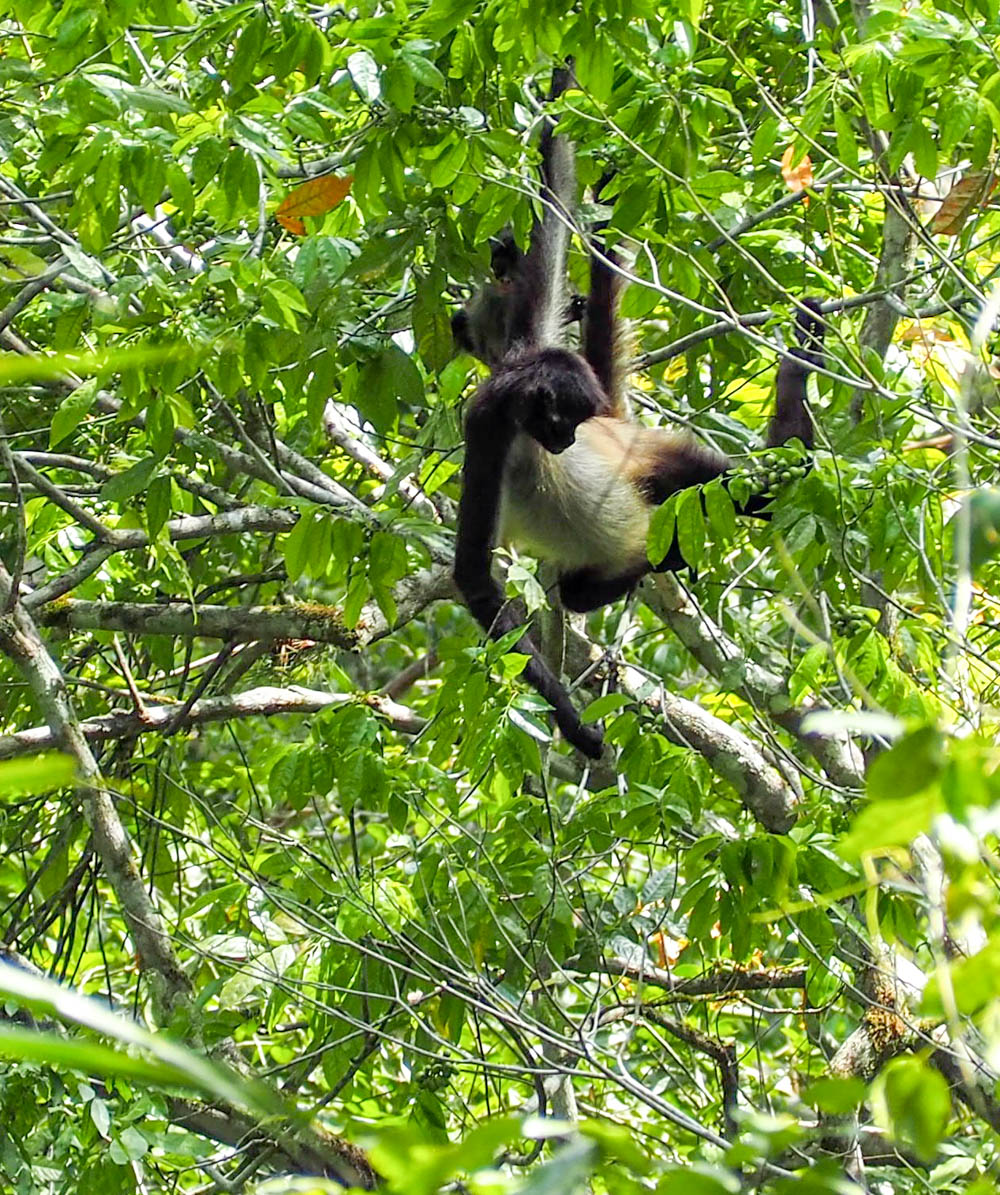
[
  {"left": 276, "top": 174, "right": 353, "bottom": 235},
  {"left": 780, "top": 144, "right": 814, "bottom": 194},
  {"left": 931, "top": 170, "right": 997, "bottom": 237}
]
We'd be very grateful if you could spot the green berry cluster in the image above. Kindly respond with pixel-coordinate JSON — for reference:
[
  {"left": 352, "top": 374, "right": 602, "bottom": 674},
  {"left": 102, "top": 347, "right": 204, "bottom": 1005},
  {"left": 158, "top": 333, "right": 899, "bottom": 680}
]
[
  {"left": 739, "top": 450, "right": 809, "bottom": 497},
  {"left": 198, "top": 283, "right": 227, "bottom": 316},
  {"left": 832, "top": 606, "right": 879, "bottom": 636},
  {"left": 415, "top": 1061, "right": 455, "bottom": 1091},
  {"left": 186, "top": 212, "right": 216, "bottom": 241}
]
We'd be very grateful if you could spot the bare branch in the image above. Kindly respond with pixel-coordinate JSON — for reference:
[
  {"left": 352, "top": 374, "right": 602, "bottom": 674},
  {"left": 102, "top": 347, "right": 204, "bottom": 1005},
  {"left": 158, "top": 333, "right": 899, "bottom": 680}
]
[
  {"left": 323, "top": 401, "right": 451, "bottom": 522},
  {"left": 0, "top": 260, "right": 66, "bottom": 334},
  {"left": 617, "top": 657, "right": 798, "bottom": 831},
  {"left": 642, "top": 575, "right": 866, "bottom": 789},
  {"left": 36, "top": 600, "right": 358, "bottom": 648},
  {"left": 600, "top": 957, "right": 807, "bottom": 997},
  {"left": 0, "top": 567, "right": 192, "bottom": 1019},
  {"left": 0, "top": 684, "right": 426, "bottom": 760},
  {"left": 21, "top": 508, "right": 298, "bottom": 609},
  {"left": 850, "top": 189, "right": 918, "bottom": 421}
]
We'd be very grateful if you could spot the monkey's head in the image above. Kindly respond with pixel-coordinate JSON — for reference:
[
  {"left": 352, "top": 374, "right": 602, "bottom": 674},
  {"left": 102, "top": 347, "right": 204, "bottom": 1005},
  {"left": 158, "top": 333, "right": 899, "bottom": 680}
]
[
  {"left": 451, "top": 283, "right": 513, "bottom": 366},
  {"left": 513, "top": 348, "right": 603, "bottom": 454},
  {"left": 451, "top": 232, "right": 523, "bottom": 365},
  {"left": 520, "top": 388, "right": 580, "bottom": 452}
]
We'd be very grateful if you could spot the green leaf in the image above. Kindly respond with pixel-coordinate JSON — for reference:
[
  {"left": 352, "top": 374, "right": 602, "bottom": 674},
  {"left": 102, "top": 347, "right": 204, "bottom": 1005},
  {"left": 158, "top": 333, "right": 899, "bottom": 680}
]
[
  {"left": 751, "top": 118, "right": 779, "bottom": 166},
  {"left": 413, "top": 289, "right": 454, "bottom": 372},
  {"left": 788, "top": 643, "right": 827, "bottom": 702},
  {"left": 704, "top": 481, "right": 736, "bottom": 544},
  {"left": 647, "top": 496, "right": 676, "bottom": 566},
  {"left": 833, "top": 105, "right": 859, "bottom": 171},
  {"left": 0, "top": 754, "right": 76, "bottom": 797},
  {"left": 871, "top": 1055, "right": 950, "bottom": 1163},
  {"left": 62, "top": 243, "right": 105, "bottom": 286},
  {"left": 52, "top": 302, "right": 88, "bottom": 351},
  {"left": 383, "top": 59, "right": 416, "bottom": 113},
  {"left": 576, "top": 37, "right": 613, "bottom": 103},
  {"left": 145, "top": 475, "right": 172, "bottom": 540},
  {"left": 580, "top": 693, "right": 629, "bottom": 723},
  {"left": 348, "top": 50, "right": 380, "bottom": 103},
  {"left": 358, "top": 346, "right": 423, "bottom": 431},
  {"left": 0, "top": 1027, "right": 194, "bottom": 1087},
  {"left": 867, "top": 727, "right": 944, "bottom": 801},
  {"left": 909, "top": 119, "right": 938, "bottom": 179},
  {"left": 100, "top": 457, "right": 160, "bottom": 504},
  {"left": 640, "top": 865, "right": 677, "bottom": 905},
  {"left": 50, "top": 379, "right": 98, "bottom": 447},
  {"left": 675, "top": 487, "right": 706, "bottom": 569},
  {"left": 922, "top": 935, "right": 1000, "bottom": 1017},
  {"left": 515, "top": 1137, "right": 597, "bottom": 1195},
  {"left": 0, "top": 964, "right": 282, "bottom": 1116},
  {"left": 839, "top": 789, "right": 943, "bottom": 859},
  {"left": 228, "top": 13, "right": 267, "bottom": 91},
  {"left": 800, "top": 1076, "right": 867, "bottom": 1114},
  {"left": 402, "top": 51, "right": 445, "bottom": 91},
  {"left": 283, "top": 510, "right": 318, "bottom": 582},
  {"left": 427, "top": 137, "right": 468, "bottom": 188}
]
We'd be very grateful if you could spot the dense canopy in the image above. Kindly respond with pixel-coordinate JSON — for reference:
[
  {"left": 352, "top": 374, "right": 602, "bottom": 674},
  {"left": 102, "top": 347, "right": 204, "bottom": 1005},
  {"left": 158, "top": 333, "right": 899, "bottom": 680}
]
[{"left": 3, "top": 0, "right": 1000, "bottom": 1191}]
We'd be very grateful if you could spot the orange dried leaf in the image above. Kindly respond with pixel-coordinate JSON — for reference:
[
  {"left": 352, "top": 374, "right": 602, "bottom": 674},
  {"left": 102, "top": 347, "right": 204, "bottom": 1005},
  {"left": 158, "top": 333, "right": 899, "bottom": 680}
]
[
  {"left": 780, "top": 144, "right": 814, "bottom": 194},
  {"left": 931, "top": 170, "right": 997, "bottom": 236},
  {"left": 276, "top": 173, "right": 353, "bottom": 235},
  {"left": 649, "top": 932, "right": 685, "bottom": 968}
]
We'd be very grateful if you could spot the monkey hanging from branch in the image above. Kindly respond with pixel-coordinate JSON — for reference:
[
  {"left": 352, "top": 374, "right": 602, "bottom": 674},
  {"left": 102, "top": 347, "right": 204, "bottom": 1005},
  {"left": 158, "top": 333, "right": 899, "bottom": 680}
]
[{"left": 451, "top": 69, "right": 825, "bottom": 759}]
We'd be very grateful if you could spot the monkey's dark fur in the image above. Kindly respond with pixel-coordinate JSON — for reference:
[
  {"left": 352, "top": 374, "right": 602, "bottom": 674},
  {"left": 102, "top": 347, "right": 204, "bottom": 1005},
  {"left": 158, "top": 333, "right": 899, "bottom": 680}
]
[{"left": 452, "top": 71, "right": 824, "bottom": 759}]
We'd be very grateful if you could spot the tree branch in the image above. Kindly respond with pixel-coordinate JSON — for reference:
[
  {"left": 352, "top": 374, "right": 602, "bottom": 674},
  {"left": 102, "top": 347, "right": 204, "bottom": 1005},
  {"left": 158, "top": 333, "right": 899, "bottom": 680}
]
[
  {"left": 22, "top": 508, "right": 299, "bottom": 609},
  {"left": 0, "top": 684, "right": 427, "bottom": 760},
  {"left": 37, "top": 600, "right": 360, "bottom": 650},
  {"left": 167, "top": 1099, "right": 378, "bottom": 1189},
  {"left": 616, "top": 657, "right": 798, "bottom": 831},
  {"left": 600, "top": 957, "right": 807, "bottom": 997},
  {"left": 0, "top": 567, "right": 192, "bottom": 1020},
  {"left": 642, "top": 575, "right": 866, "bottom": 790}
]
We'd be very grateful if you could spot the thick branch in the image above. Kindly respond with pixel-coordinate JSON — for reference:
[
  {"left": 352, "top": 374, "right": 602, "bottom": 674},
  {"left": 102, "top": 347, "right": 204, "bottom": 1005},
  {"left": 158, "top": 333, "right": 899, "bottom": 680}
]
[
  {"left": 0, "top": 571, "right": 191, "bottom": 1020},
  {"left": 618, "top": 658, "right": 797, "bottom": 831},
  {"left": 642, "top": 575, "right": 865, "bottom": 790},
  {"left": 167, "top": 1100, "right": 377, "bottom": 1189},
  {"left": 34, "top": 570, "right": 457, "bottom": 652},
  {"left": 850, "top": 190, "right": 917, "bottom": 421},
  {"left": 601, "top": 957, "right": 807, "bottom": 997},
  {"left": 0, "top": 685, "right": 426, "bottom": 760},
  {"left": 37, "top": 600, "right": 359, "bottom": 650}
]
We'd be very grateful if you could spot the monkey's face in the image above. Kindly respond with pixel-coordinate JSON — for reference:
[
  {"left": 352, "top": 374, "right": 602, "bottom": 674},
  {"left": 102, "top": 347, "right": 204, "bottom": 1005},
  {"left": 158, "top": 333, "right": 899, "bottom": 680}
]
[
  {"left": 450, "top": 308, "right": 476, "bottom": 354},
  {"left": 451, "top": 285, "right": 513, "bottom": 366},
  {"left": 520, "top": 387, "right": 587, "bottom": 454}
]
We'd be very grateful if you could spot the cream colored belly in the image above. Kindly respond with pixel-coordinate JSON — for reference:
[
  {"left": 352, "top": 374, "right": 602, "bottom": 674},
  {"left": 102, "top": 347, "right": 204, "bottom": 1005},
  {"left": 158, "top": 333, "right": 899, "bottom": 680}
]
[{"left": 498, "top": 427, "right": 649, "bottom": 575}]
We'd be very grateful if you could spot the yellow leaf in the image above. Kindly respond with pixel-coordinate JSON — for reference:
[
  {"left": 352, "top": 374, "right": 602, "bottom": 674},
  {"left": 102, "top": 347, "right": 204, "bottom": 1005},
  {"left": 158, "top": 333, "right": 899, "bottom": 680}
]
[
  {"left": 931, "top": 169, "right": 997, "bottom": 236},
  {"left": 275, "top": 174, "right": 353, "bottom": 235},
  {"left": 780, "top": 144, "right": 813, "bottom": 194}
]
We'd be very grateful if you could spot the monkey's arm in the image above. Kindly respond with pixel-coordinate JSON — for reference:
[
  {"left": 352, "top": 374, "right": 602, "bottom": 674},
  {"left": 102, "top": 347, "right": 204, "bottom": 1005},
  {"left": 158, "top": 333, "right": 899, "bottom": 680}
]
[
  {"left": 582, "top": 245, "right": 624, "bottom": 416},
  {"left": 454, "top": 399, "right": 603, "bottom": 758},
  {"left": 582, "top": 171, "right": 629, "bottom": 417},
  {"left": 765, "top": 299, "right": 825, "bottom": 449}
]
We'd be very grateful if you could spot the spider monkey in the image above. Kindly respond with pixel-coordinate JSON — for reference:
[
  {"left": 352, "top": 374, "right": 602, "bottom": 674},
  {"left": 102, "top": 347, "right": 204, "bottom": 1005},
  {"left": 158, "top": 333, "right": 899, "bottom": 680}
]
[{"left": 452, "top": 73, "right": 825, "bottom": 759}]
